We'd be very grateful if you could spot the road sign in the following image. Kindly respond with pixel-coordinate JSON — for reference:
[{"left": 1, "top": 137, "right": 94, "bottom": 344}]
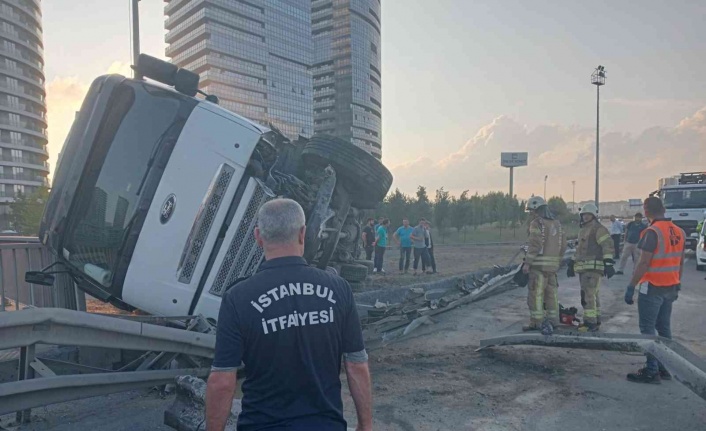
[
  {"left": 501, "top": 152, "right": 528, "bottom": 167},
  {"left": 629, "top": 199, "right": 642, "bottom": 207}
]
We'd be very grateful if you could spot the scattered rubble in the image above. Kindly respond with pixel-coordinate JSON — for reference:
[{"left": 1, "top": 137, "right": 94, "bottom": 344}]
[
  {"left": 164, "top": 375, "right": 241, "bottom": 431},
  {"left": 361, "top": 265, "right": 522, "bottom": 342}
]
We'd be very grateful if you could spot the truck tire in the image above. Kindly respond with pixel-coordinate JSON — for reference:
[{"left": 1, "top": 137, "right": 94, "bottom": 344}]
[
  {"left": 348, "top": 281, "right": 365, "bottom": 292},
  {"left": 354, "top": 259, "right": 375, "bottom": 274},
  {"left": 301, "top": 135, "right": 393, "bottom": 209},
  {"left": 339, "top": 263, "right": 369, "bottom": 283}
]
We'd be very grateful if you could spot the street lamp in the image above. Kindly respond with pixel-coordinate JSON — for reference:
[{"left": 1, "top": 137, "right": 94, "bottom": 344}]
[
  {"left": 544, "top": 175, "right": 548, "bottom": 199},
  {"left": 572, "top": 180, "right": 576, "bottom": 213},
  {"left": 591, "top": 65, "right": 606, "bottom": 208}
]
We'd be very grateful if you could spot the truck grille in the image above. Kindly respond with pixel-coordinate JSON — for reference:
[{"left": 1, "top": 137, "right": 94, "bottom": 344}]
[
  {"left": 209, "top": 179, "right": 274, "bottom": 297},
  {"left": 673, "top": 220, "right": 697, "bottom": 235},
  {"left": 178, "top": 164, "right": 235, "bottom": 284}
]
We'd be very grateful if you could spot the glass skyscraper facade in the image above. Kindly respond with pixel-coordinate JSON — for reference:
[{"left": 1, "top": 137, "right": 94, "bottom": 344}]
[
  {"left": 0, "top": 0, "right": 49, "bottom": 230},
  {"left": 165, "top": 0, "right": 313, "bottom": 140},
  {"left": 312, "top": 0, "right": 382, "bottom": 158}
]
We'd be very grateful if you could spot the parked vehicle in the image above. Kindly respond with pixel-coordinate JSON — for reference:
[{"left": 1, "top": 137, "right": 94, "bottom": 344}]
[{"left": 655, "top": 172, "right": 706, "bottom": 251}]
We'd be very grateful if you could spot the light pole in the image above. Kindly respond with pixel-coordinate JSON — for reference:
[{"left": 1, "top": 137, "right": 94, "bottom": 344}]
[
  {"left": 571, "top": 180, "right": 576, "bottom": 213},
  {"left": 544, "top": 175, "right": 548, "bottom": 200},
  {"left": 131, "top": 0, "right": 141, "bottom": 78},
  {"left": 591, "top": 65, "right": 606, "bottom": 208}
]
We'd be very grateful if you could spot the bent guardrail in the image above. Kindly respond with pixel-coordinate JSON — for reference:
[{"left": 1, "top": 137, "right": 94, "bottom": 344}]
[{"left": 0, "top": 308, "right": 216, "bottom": 421}]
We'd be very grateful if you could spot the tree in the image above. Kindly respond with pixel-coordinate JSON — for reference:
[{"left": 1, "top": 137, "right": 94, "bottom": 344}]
[
  {"left": 433, "top": 187, "right": 451, "bottom": 242},
  {"left": 382, "top": 188, "right": 410, "bottom": 229},
  {"left": 411, "top": 185, "right": 433, "bottom": 223},
  {"left": 547, "top": 196, "right": 572, "bottom": 224},
  {"left": 9, "top": 187, "right": 49, "bottom": 235},
  {"left": 450, "top": 190, "right": 470, "bottom": 241}
]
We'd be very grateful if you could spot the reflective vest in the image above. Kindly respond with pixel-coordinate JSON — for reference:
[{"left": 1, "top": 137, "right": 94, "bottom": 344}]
[
  {"left": 574, "top": 220, "right": 614, "bottom": 273},
  {"left": 639, "top": 221, "right": 684, "bottom": 287}
]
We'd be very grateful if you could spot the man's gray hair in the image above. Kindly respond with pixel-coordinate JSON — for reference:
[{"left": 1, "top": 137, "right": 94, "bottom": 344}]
[{"left": 257, "top": 198, "right": 306, "bottom": 244}]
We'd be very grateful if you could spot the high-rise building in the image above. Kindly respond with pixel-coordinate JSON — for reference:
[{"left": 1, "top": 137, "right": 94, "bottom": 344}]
[
  {"left": 164, "top": 0, "right": 313, "bottom": 140},
  {"left": 0, "top": 0, "right": 49, "bottom": 230},
  {"left": 312, "top": 0, "right": 382, "bottom": 159}
]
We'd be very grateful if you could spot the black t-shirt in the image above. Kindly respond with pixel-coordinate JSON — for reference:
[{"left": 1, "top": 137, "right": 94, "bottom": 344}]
[
  {"left": 213, "top": 256, "right": 365, "bottom": 431},
  {"left": 362, "top": 225, "right": 375, "bottom": 247}
]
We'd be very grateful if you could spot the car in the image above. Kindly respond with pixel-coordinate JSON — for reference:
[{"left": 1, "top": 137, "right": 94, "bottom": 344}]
[{"left": 696, "top": 221, "right": 706, "bottom": 271}]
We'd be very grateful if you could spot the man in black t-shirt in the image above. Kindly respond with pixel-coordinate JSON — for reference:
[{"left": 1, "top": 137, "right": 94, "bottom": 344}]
[
  {"left": 361, "top": 218, "right": 376, "bottom": 261},
  {"left": 206, "top": 199, "right": 372, "bottom": 431}
]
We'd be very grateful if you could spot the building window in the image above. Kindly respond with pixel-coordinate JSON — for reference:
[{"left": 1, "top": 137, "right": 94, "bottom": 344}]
[
  {"left": 7, "top": 95, "right": 19, "bottom": 107},
  {"left": 9, "top": 131, "right": 21, "bottom": 144},
  {"left": 6, "top": 77, "right": 19, "bottom": 90},
  {"left": 370, "top": 42, "right": 377, "bottom": 54},
  {"left": 14, "top": 184, "right": 25, "bottom": 195},
  {"left": 13, "top": 166, "right": 24, "bottom": 176},
  {"left": 8, "top": 113, "right": 20, "bottom": 126}
]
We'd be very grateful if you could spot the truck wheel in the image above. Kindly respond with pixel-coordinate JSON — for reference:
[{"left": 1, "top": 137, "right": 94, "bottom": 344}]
[
  {"left": 340, "top": 263, "right": 369, "bottom": 283},
  {"left": 301, "top": 135, "right": 393, "bottom": 209},
  {"left": 348, "top": 281, "right": 365, "bottom": 292},
  {"left": 354, "top": 259, "right": 375, "bottom": 274}
]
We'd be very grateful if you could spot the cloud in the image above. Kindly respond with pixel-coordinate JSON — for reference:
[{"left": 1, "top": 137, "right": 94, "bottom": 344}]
[
  {"left": 45, "top": 61, "right": 135, "bottom": 178},
  {"left": 389, "top": 107, "right": 706, "bottom": 201},
  {"left": 46, "top": 76, "right": 90, "bottom": 174}
]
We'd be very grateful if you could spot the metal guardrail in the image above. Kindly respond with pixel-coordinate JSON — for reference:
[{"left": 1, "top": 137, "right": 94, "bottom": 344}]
[
  {"left": 0, "top": 237, "right": 85, "bottom": 312},
  {"left": 479, "top": 332, "right": 706, "bottom": 402},
  {"left": 0, "top": 308, "right": 216, "bottom": 421}
]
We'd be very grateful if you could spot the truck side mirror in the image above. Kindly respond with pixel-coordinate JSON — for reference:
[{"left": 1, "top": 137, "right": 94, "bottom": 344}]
[{"left": 25, "top": 271, "right": 55, "bottom": 286}]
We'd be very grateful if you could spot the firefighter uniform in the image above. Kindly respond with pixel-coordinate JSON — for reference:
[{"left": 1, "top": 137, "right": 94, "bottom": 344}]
[
  {"left": 525, "top": 214, "right": 566, "bottom": 328},
  {"left": 573, "top": 218, "right": 614, "bottom": 325}
]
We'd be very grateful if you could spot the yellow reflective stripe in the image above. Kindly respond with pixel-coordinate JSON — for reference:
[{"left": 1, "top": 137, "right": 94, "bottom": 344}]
[
  {"left": 603, "top": 254, "right": 613, "bottom": 259},
  {"left": 584, "top": 310, "right": 598, "bottom": 318},
  {"left": 536, "top": 272, "right": 545, "bottom": 318},
  {"left": 529, "top": 227, "right": 541, "bottom": 234},
  {"left": 597, "top": 234, "right": 611, "bottom": 244}
]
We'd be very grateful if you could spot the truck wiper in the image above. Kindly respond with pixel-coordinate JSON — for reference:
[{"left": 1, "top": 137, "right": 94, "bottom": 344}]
[{"left": 136, "top": 121, "right": 179, "bottom": 196}]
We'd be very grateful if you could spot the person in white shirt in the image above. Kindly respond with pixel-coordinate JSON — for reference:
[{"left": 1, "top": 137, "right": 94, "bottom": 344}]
[{"left": 609, "top": 215, "right": 625, "bottom": 259}]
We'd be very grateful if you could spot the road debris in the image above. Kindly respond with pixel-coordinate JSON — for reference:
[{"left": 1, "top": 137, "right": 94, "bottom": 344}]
[{"left": 362, "top": 265, "right": 521, "bottom": 342}]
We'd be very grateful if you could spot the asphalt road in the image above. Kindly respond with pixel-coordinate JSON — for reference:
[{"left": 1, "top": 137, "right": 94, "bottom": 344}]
[{"left": 3, "top": 256, "right": 705, "bottom": 431}]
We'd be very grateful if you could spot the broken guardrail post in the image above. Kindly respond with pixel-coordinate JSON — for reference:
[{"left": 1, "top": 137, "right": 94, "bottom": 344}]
[{"left": 479, "top": 332, "right": 706, "bottom": 402}]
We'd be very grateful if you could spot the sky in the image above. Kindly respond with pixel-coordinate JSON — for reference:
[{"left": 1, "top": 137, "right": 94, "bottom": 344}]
[{"left": 42, "top": 0, "right": 706, "bottom": 203}]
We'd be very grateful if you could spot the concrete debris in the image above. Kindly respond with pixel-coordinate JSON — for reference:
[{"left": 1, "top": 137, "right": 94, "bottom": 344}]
[
  {"left": 362, "top": 265, "right": 520, "bottom": 342},
  {"left": 164, "top": 376, "right": 241, "bottom": 431},
  {"left": 479, "top": 332, "right": 706, "bottom": 401}
]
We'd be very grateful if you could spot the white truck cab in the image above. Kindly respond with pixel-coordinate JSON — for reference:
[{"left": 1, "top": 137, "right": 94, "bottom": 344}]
[
  {"left": 657, "top": 172, "right": 706, "bottom": 251},
  {"left": 38, "top": 55, "right": 392, "bottom": 319}
]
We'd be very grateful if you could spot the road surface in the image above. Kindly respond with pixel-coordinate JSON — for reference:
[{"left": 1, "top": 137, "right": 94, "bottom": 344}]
[{"left": 2, "top": 257, "right": 705, "bottom": 430}]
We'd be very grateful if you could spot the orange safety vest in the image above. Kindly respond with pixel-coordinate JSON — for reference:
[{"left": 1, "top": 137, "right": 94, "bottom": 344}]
[{"left": 639, "top": 220, "right": 685, "bottom": 287}]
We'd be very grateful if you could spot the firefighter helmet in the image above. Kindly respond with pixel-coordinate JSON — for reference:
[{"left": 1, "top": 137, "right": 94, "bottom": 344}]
[
  {"left": 527, "top": 196, "right": 547, "bottom": 211},
  {"left": 579, "top": 203, "right": 599, "bottom": 217}
]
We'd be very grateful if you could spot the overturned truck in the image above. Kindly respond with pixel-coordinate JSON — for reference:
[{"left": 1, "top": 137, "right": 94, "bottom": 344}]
[{"left": 35, "top": 54, "right": 392, "bottom": 321}]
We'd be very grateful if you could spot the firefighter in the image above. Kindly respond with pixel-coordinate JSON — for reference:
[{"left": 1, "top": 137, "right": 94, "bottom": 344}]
[
  {"left": 522, "top": 196, "right": 566, "bottom": 334},
  {"left": 567, "top": 203, "right": 615, "bottom": 332}
]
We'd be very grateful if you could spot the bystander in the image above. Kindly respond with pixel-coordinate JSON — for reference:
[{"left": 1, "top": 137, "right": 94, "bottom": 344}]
[
  {"left": 373, "top": 219, "right": 390, "bottom": 274},
  {"left": 424, "top": 221, "right": 437, "bottom": 274},
  {"left": 610, "top": 215, "right": 624, "bottom": 259},
  {"left": 616, "top": 213, "right": 646, "bottom": 275},
  {"left": 361, "top": 218, "right": 376, "bottom": 261},
  {"left": 393, "top": 218, "right": 414, "bottom": 274},
  {"left": 411, "top": 219, "right": 431, "bottom": 276}
]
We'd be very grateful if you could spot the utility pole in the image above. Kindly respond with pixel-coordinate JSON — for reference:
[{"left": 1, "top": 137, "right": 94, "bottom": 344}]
[
  {"left": 571, "top": 180, "right": 576, "bottom": 213},
  {"left": 591, "top": 65, "right": 606, "bottom": 208},
  {"left": 544, "top": 175, "right": 548, "bottom": 200},
  {"left": 131, "top": 0, "right": 141, "bottom": 78}
]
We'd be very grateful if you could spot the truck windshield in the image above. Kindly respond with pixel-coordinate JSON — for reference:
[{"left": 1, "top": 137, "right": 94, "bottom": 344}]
[
  {"left": 63, "top": 83, "right": 182, "bottom": 288},
  {"left": 661, "top": 188, "right": 706, "bottom": 210}
]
